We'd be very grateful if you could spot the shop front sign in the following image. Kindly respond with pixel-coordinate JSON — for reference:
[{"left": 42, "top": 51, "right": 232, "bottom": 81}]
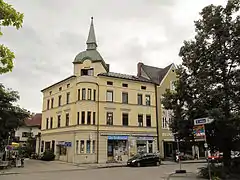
[
  {"left": 136, "top": 137, "right": 154, "bottom": 141},
  {"left": 108, "top": 135, "right": 128, "bottom": 140}
]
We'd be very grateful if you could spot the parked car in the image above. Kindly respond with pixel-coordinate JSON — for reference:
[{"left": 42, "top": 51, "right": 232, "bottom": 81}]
[{"left": 127, "top": 153, "right": 161, "bottom": 167}]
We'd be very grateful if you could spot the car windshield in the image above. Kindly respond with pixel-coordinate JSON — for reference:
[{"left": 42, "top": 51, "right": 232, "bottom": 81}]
[{"left": 132, "top": 154, "right": 142, "bottom": 159}]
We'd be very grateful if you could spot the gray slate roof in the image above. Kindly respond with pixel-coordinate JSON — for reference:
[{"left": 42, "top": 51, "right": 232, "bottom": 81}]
[
  {"left": 141, "top": 63, "right": 173, "bottom": 84},
  {"left": 98, "top": 72, "right": 154, "bottom": 83}
]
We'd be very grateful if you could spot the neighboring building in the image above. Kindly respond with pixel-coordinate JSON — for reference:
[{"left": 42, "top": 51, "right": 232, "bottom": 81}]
[
  {"left": 14, "top": 113, "right": 42, "bottom": 145},
  {"left": 137, "top": 63, "right": 177, "bottom": 159},
  {"left": 40, "top": 18, "right": 158, "bottom": 164}
]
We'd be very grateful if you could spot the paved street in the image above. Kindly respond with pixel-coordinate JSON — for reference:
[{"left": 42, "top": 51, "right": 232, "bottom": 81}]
[{"left": 0, "top": 160, "right": 206, "bottom": 180}]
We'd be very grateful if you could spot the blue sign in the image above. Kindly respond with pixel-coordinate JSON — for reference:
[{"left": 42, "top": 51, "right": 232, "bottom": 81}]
[
  {"left": 108, "top": 135, "right": 128, "bottom": 140},
  {"left": 64, "top": 142, "right": 72, "bottom": 147}
]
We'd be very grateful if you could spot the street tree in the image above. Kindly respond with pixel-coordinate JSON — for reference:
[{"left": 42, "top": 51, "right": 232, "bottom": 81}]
[
  {"left": 162, "top": 0, "right": 240, "bottom": 169},
  {"left": 0, "top": 0, "right": 24, "bottom": 74}
]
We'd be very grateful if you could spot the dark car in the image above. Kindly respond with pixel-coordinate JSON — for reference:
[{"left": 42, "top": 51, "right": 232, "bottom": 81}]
[{"left": 127, "top": 153, "right": 161, "bottom": 167}]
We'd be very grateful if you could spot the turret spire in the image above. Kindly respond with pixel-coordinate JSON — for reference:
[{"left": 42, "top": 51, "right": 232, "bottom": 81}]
[{"left": 86, "top": 17, "right": 97, "bottom": 50}]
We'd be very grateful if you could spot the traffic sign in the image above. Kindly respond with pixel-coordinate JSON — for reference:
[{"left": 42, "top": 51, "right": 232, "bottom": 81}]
[{"left": 194, "top": 117, "right": 214, "bottom": 125}]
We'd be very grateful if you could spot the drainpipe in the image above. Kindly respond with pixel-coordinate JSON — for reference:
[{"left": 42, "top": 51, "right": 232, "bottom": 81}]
[
  {"left": 155, "top": 84, "right": 160, "bottom": 151},
  {"left": 96, "top": 83, "right": 100, "bottom": 164}
]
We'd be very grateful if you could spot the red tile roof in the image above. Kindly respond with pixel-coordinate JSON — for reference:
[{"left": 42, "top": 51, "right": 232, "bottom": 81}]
[{"left": 24, "top": 113, "right": 42, "bottom": 127}]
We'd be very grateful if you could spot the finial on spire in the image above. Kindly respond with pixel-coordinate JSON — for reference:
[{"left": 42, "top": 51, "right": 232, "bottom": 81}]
[{"left": 86, "top": 17, "right": 97, "bottom": 50}]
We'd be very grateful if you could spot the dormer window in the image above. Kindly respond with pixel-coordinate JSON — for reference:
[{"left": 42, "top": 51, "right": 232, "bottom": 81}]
[{"left": 81, "top": 68, "right": 94, "bottom": 76}]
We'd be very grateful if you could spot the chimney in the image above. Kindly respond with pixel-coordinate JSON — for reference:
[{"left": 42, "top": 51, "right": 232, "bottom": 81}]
[{"left": 137, "top": 62, "right": 143, "bottom": 77}]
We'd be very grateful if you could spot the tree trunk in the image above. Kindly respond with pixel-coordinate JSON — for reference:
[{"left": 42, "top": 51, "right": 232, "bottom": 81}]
[{"left": 223, "top": 140, "right": 231, "bottom": 174}]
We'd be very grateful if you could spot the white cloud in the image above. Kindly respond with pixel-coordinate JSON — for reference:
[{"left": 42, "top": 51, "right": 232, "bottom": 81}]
[{"left": 0, "top": 0, "right": 229, "bottom": 112}]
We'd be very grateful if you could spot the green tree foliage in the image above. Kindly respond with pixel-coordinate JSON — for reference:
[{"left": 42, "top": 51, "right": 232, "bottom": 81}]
[
  {"left": 0, "top": 84, "right": 29, "bottom": 150},
  {"left": 0, "top": 0, "right": 24, "bottom": 74},
  {"left": 162, "top": 0, "right": 240, "bottom": 169}
]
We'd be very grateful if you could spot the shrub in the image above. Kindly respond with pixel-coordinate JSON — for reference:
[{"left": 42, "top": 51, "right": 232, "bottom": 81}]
[
  {"left": 41, "top": 150, "right": 55, "bottom": 161},
  {"left": 198, "top": 164, "right": 223, "bottom": 179}
]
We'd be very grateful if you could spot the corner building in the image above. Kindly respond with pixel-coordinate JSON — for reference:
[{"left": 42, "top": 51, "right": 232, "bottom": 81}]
[{"left": 40, "top": 18, "right": 158, "bottom": 163}]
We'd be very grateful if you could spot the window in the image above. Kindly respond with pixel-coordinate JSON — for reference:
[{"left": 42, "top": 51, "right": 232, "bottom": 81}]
[
  {"left": 81, "top": 111, "right": 85, "bottom": 124},
  {"left": 107, "top": 81, "right": 113, "bottom": 85},
  {"left": 49, "top": 91, "right": 52, "bottom": 95},
  {"left": 52, "top": 140, "right": 55, "bottom": 153},
  {"left": 137, "top": 94, "right": 143, "bottom": 105},
  {"left": 66, "top": 92, "right": 70, "bottom": 104},
  {"left": 51, "top": 98, "right": 54, "bottom": 108},
  {"left": 86, "top": 140, "right": 91, "bottom": 153},
  {"left": 57, "top": 115, "right": 61, "bottom": 128},
  {"left": 146, "top": 115, "right": 151, "bottom": 127},
  {"left": 78, "top": 89, "right": 80, "bottom": 100},
  {"left": 93, "top": 90, "right": 96, "bottom": 101},
  {"left": 122, "top": 92, "right": 128, "bottom": 104},
  {"left": 67, "top": 83, "right": 70, "bottom": 88},
  {"left": 93, "top": 112, "right": 96, "bottom": 125},
  {"left": 106, "top": 91, "right": 113, "bottom": 102},
  {"left": 138, "top": 114, "right": 143, "bottom": 127},
  {"left": 59, "top": 87, "right": 62, "bottom": 91},
  {"left": 50, "top": 117, "right": 53, "bottom": 129},
  {"left": 77, "top": 112, "right": 80, "bottom": 125},
  {"left": 66, "top": 113, "right": 69, "bottom": 126},
  {"left": 122, "top": 83, "right": 128, "bottom": 87},
  {"left": 145, "top": 95, "right": 151, "bottom": 106},
  {"left": 88, "top": 89, "right": 91, "bottom": 100},
  {"left": 162, "top": 117, "right": 169, "bottom": 129},
  {"left": 58, "top": 95, "right": 62, "bottom": 106},
  {"left": 122, "top": 113, "right": 128, "bottom": 126},
  {"left": 41, "top": 141, "right": 44, "bottom": 152},
  {"left": 81, "top": 68, "right": 94, "bottom": 76},
  {"left": 46, "top": 118, "right": 49, "bottom": 129},
  {"left": 92, "top": 140, "right": 95, "bottom": 153},
  {"left": 22, "top": 132, "right": 32, "bottom": 137},
  {"left": 76, "top": 140, "right": 79, "bottom": 154},
  {"left": 82, "top": 88, "right": 86, "bottom": 100},
  {"left": 80, "top": 140, "right": 84, "bottom": 153},
  {"left": 87, "top": 111, "right": 91, "bottom": 125},
  {"left": 141, "top": 86, "right": 146, "bottom": 90},
  {"left": 106, "top": 112, "right": 113, "bottom": 125},
  {"left": 47, "top": 99, "right": 50, "bottom": 110},
  {"left": 45, "top": 142, "right": 51, "bottom": 151}
]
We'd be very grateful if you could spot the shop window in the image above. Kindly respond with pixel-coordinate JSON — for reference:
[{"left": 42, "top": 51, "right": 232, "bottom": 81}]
[
  {"left": 145, "top": 95, "right": 150, "bottom": 106},
  {"left": 93, "top": 90, "right": 96, "bottom": 101},
  {"left": 122, "top": 113, "right": 129, "bottom": 126},
  {"left": 77, "top": 112, "right": 80, "bottom": 125},
  {"left": 87, "top": 89, "right": 92, "bottom": 100},
  {"left": 81, "top": 68, "right": 94, "bottom": 76},
  {"left": 81, "top": 111, "right": 85, "bottom": 124},
  {"left": 87, "top": 111, "right": 91, "bottom": 125},
  {"left": 122, "top": 92, "right": 128, "bottom": 104},
  {"left": 57, "top": 115, "right": 61, "bottom": 128},
  {"left": 80, "top": 140, "right": 85, "bottom": 153},
  {"left": 76, "top": 140, "right": 79, "bottom": 154},
  {"left": 146, "top": 115, "right": 151, "bottom": 127},
  {"left": 47, "top": 99, "right": 50, "bottom": 110},
  {"left": 45, "top": 142, "right": 51, "bottom": 151},
  {"left": 138, "top": 114, "right": 143, "bottom": 127},
  {"left": 66, "top": 113, "right": 69, "bottom": 126},
  {"left": 78, "top": 89, "right": 80, "bottom": 100},
  {"left": 93, "top": 112, "right": 96, "bottom": 125},
  {"left": 106, "top": 112, "right": 113, "bottom": 125},
  {"left": 86, "top": 140, "right": 91, "bottom": 153},
  {"left": 50, "top": 117, "right": 53, "bottom": 129},
  {"left": 41, "top": 141, "right": 44, "bottom": 152},
  {"left": 92, "top": 140, "right": 95, "bottom": 153},
  {"left": 106, "top": 90, "right": 113, "bottom": 102},
  {"left": 82, "top": 88, "right": 86, "bottom": 100},
  {"left": 52, "top": 140, "right": 55, "bottom": 152},
  {"left": 66, "top": 92, "right": 70, "bottom": 104},
  {"left": 58, "top": 95, "right": 62, "bottom": 106},
  {"left": 137, "top": 94, "right": 143, "bottom": 105},
  {"left": 59, "top": 145, "right": 67, "bottom": 155},
  {"left": 46, "top": 118, "right": 49, "bottom": 129},
  {"left": 51, "top": 98, "right": 54, "bottom": 108}
]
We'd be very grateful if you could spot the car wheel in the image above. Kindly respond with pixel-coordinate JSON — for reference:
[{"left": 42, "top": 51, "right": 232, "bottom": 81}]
[
  {"left": 137, "top": 162, "right": 141, "bottom": 167},
  {"left": 156, "top": 161, "right": 160, "bottom": 166}
]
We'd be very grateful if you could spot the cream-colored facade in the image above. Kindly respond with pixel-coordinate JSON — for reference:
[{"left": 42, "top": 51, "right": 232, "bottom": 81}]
[{"left": 40, "top": 18, "right": 158, "bottom": 163}]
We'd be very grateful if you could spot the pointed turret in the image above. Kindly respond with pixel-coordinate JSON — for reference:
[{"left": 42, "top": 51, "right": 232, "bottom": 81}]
[{"left": 86, "top": 17, "right": 97, "bottom": 50}]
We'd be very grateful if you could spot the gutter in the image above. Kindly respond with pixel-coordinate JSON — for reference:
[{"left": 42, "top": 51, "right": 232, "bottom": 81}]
[
  {"left": 96, "top": 83, "right": 100, "bottom": 163},
  {"left": 155, "top": 84, "right": 160, "bottom": 151}
]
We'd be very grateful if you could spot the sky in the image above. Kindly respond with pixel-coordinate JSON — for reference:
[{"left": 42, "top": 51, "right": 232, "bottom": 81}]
[{"left": 0, "top": 0, "right": 227, "bottom": 113}]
